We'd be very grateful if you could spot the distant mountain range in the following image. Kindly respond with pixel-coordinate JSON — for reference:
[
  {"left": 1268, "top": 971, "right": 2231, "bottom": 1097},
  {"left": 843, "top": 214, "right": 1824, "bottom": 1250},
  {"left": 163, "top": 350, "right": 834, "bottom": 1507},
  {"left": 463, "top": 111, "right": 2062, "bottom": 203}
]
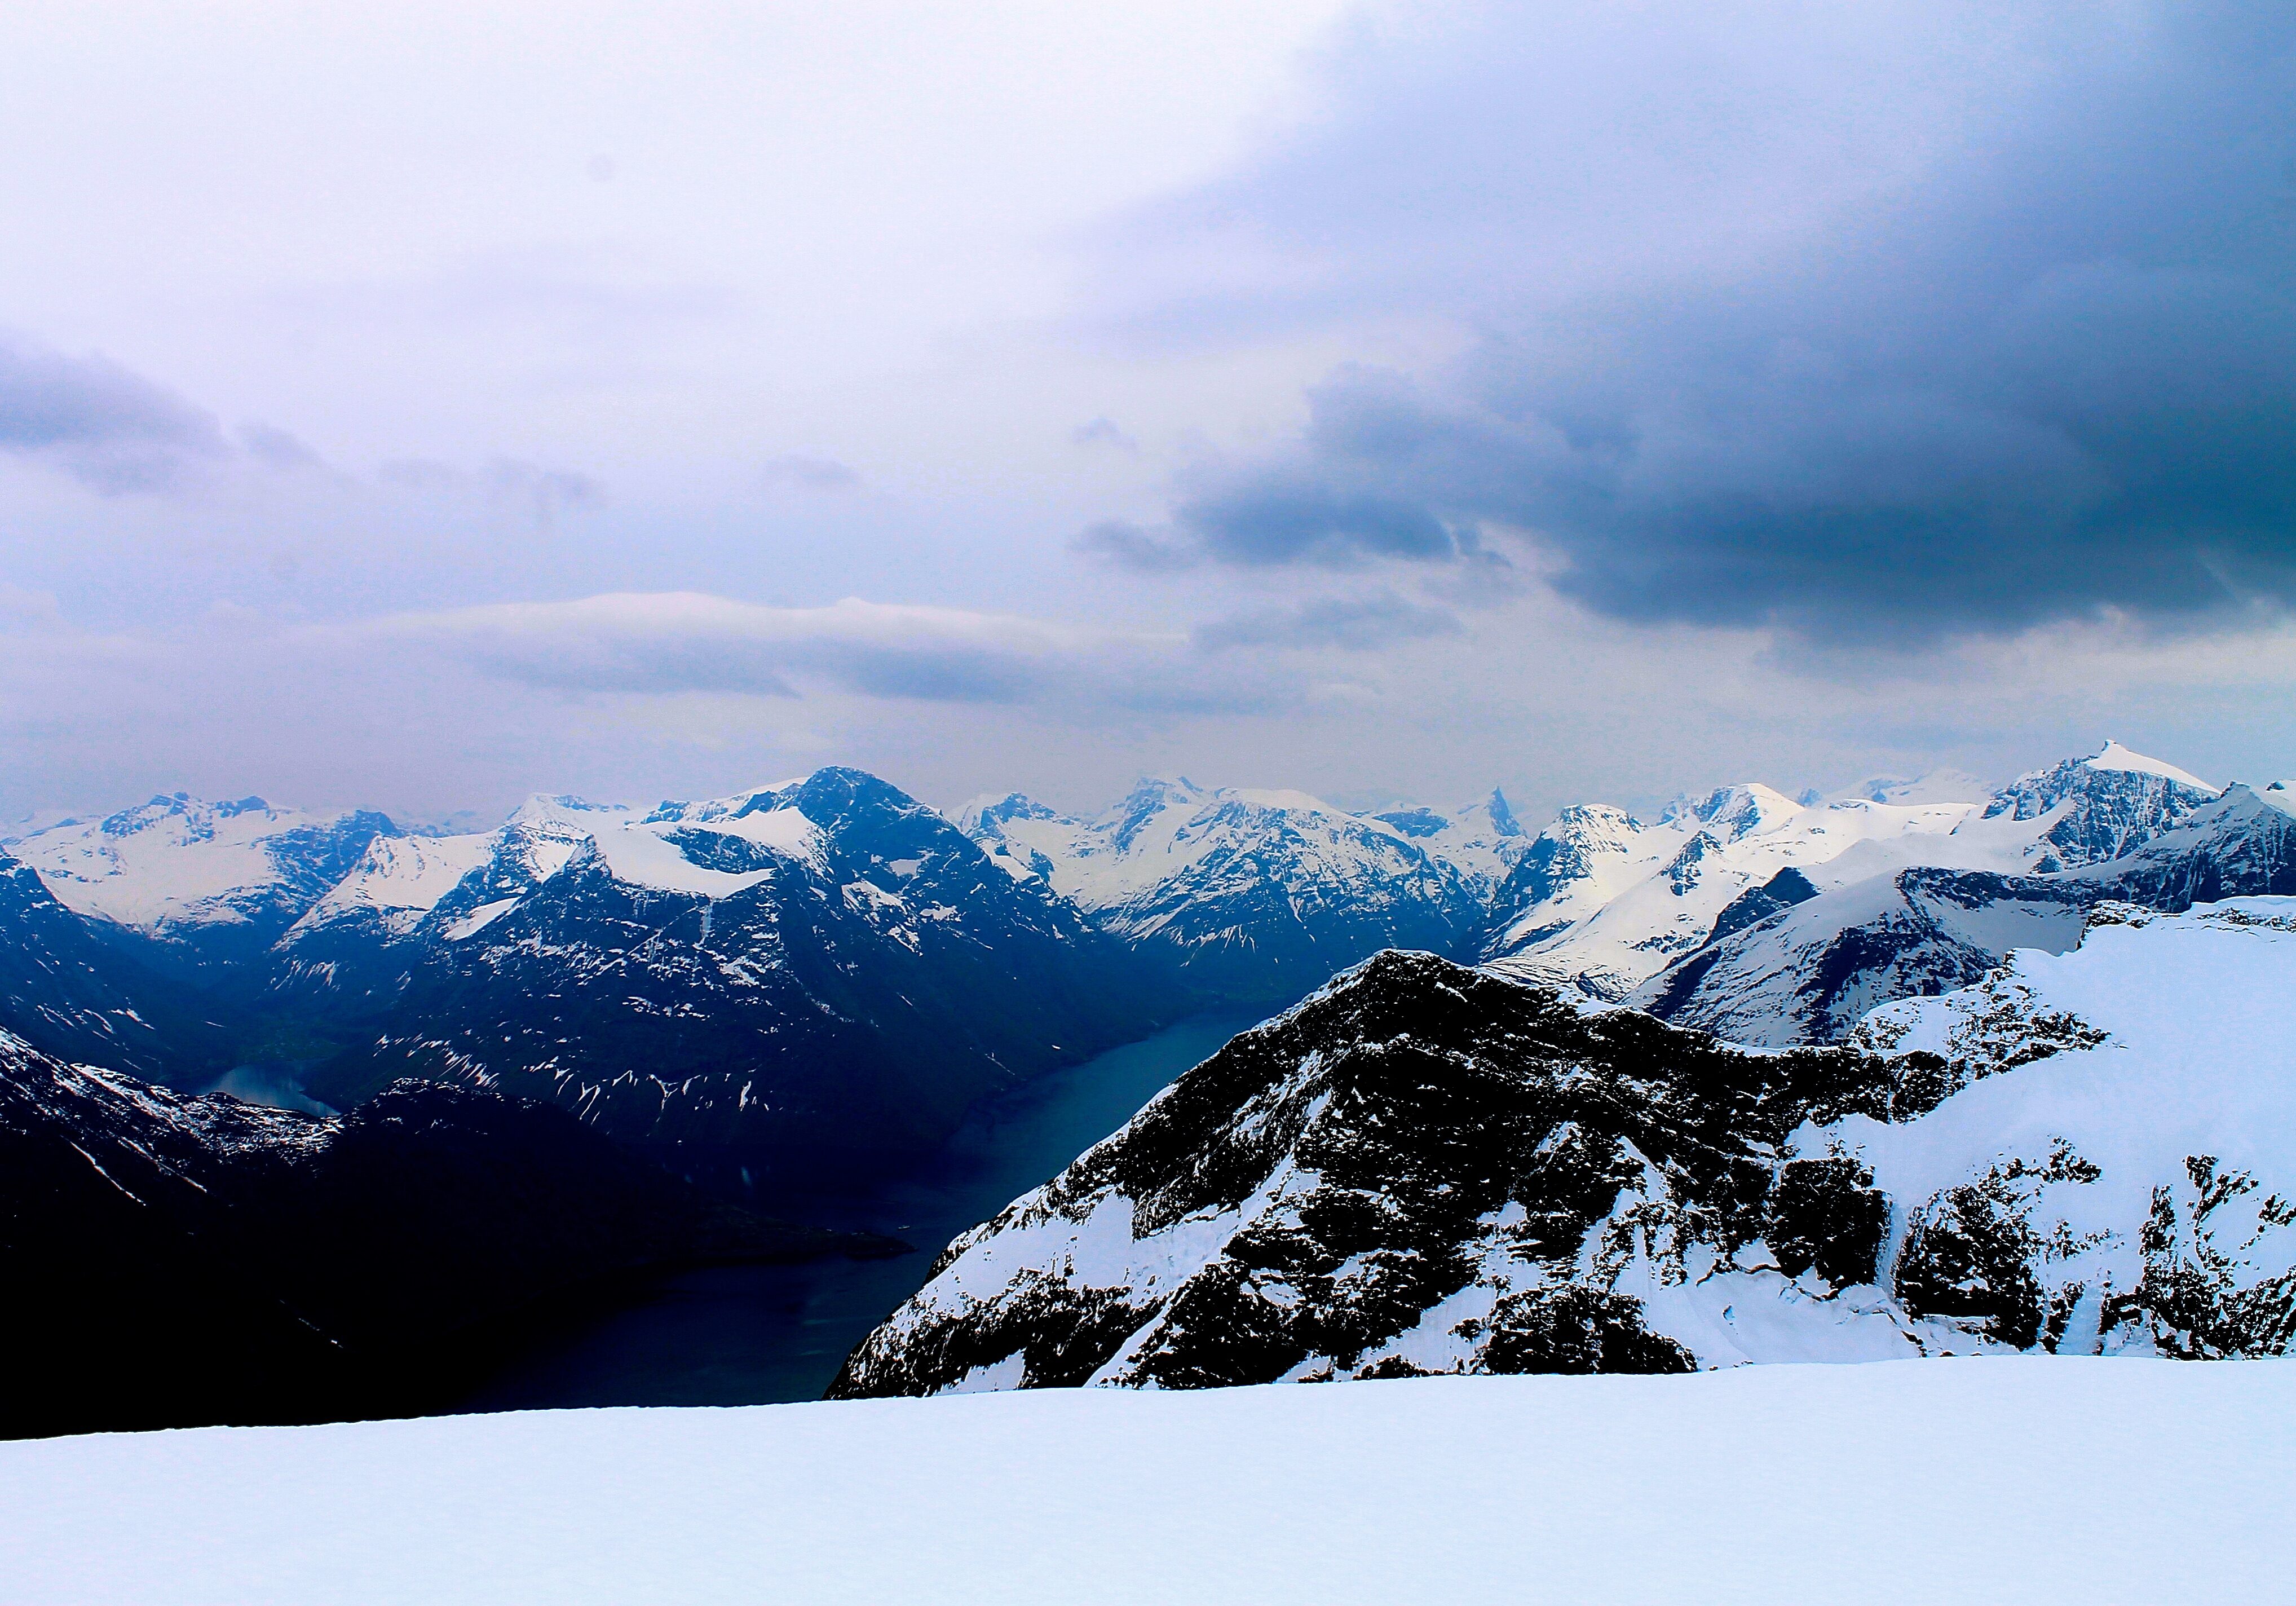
[
  {"left": 836, "top": 897, "right": 2296, "bottom": 1395},
  {"left": 5, "top": 740, "right": 2289, "bottom": 1174},
  {"left": 959, "top": 779, "right": 1502, "bottom": 1004}
]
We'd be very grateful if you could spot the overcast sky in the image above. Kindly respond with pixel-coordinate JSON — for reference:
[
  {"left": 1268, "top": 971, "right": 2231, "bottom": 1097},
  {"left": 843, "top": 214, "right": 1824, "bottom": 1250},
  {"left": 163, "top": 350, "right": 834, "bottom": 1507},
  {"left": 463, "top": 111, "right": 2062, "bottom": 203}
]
[{"left": 5, "top": 0, "right": 2292, "bottom": 827}]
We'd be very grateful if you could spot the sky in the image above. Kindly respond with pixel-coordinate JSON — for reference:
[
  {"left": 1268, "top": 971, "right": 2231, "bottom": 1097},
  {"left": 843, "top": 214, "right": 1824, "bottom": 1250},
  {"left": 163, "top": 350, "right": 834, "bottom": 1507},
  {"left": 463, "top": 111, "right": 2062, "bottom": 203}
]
[{"left": 4, "top": 0, "right": 2293, "bottom": 828}]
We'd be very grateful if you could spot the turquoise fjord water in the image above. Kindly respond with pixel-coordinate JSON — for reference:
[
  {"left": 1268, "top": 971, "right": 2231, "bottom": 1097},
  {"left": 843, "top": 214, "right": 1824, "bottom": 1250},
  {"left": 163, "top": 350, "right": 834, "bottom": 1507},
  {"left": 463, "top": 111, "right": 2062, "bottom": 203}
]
[{"left": 447, "top": 1011, "right": 1264, "bottom": 1411}]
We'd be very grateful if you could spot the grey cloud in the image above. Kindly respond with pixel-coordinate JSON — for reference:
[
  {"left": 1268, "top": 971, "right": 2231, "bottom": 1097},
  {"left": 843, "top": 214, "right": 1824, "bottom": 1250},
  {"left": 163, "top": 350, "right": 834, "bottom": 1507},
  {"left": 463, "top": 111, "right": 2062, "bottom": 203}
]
[
  {"left": 1072, "top": 519, "right": 1199, "bottom": 573},
  {"left": 0, "top": 332, "right": 229, "bottom": 493},
  {"left": 1071, "top": 417, "right": 1137, "bottom": 452},
  {"left": 364, "top": 592, "right": 1294, "bottom": 721},
  {"left": 379, "top": 456, "right": 606, "bottom": 530},
  {"left": 763, "top": 453, "right": 861, "bottom": 491},
  {"left": 237, "top": 422, "right": 325, "bottom": 471},
  {"left": 1100, "top": 3, "right": 2296, "bottom": 639},
  {"left": 1195, "top": 592, "right": 1463, "bottom": 653}
]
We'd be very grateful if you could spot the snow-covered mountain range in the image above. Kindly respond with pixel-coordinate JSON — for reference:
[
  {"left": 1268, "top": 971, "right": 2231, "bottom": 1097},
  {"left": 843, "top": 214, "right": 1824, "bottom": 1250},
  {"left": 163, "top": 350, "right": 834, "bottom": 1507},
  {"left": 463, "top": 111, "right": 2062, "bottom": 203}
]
[
  {"left": 1480, "top": 742, "right": 2224, "bottom": 999},
  {"left": 0, "top": 853, "right": 235, "bottom": 1082},
  {"left": 6, "top": 793, "right": 396, "bottom": 989},
  {"left": 302, "top": 769, "right": 1177, "bottom": 1170},
  {"left": 835, "top": 896, "right": 2296, "bottom": 1396},
  {"left": 6, "top": 740, "right": 2285, "bottom": 1165},
  {"left": 960, "top": 778, "right": 1500, "bottom": 1003}
]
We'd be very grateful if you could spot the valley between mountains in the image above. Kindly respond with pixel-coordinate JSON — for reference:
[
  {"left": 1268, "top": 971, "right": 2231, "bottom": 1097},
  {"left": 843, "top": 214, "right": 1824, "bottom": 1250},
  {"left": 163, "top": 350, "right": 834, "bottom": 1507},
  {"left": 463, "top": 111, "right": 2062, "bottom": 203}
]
[{"left": 4, "top": 740, "right": 2293, "bottom": 1433}]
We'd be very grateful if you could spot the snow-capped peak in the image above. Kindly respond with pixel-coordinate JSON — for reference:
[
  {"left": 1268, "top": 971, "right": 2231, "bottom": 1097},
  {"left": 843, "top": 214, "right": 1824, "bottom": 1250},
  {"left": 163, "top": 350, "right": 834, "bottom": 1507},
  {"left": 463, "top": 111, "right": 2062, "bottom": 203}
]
[
  {"left": 1828, "top": 770, "right": 1993, "bottom": 806},
  {"left": 1688, "top": 783, "right": 1805, "bottom": 841},
  {"left": 509, "top": 793, "right": 632, "bottom": 827},
  {"left": 2081, "top": 740, "right": 2216, "bottom": 793}
]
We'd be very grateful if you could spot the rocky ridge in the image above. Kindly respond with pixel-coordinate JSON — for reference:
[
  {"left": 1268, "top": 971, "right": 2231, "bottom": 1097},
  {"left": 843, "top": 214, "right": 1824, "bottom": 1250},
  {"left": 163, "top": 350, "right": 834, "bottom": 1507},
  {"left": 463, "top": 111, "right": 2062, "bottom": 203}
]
[{"left": 837, "top": 899, "right": 2296, "bottom": 1396}]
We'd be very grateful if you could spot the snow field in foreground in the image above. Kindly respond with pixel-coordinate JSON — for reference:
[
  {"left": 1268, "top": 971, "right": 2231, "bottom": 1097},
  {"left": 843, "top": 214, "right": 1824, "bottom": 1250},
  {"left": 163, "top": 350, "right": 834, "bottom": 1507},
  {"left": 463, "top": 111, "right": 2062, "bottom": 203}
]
[{"left": 3, "top": 1358, "right": 2289, "bottom": 1605}]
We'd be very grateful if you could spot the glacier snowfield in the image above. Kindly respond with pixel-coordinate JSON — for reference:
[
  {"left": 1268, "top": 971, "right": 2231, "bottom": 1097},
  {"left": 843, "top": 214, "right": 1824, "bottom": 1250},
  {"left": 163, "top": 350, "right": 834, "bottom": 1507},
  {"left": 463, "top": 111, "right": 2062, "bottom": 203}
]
[{"left": 4, "top": 1359, "right": 2289, "bottom": 1605}]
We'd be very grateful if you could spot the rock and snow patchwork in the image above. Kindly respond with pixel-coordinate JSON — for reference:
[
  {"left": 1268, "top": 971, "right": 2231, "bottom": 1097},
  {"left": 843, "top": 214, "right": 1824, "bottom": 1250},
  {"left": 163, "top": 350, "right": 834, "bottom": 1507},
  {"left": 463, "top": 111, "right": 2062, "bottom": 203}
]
[
  {"left": 960, "top": 778, "right": 1484, "bottom": 1003},
  {"left": 3, "top": 793, "right": 395, "bottom": 980},
  {"left": 0, "top": 852, "right": 235, "bottom": 1083},
  {"left": 1637, "top": 778, "right": 2296, "bottom": 1046},
  {"left": 1361, "top": 787, "right": 1530, "bottom": 897},
  {"left": 840, "top": 903, "right": 2296, "bottom": 1396},
  {"left": 6, "top": 1362, "right": 2288, "bottom": 1605},
  {"left": 308, "top": 768, "right": 1175, "bottom": 1164}
]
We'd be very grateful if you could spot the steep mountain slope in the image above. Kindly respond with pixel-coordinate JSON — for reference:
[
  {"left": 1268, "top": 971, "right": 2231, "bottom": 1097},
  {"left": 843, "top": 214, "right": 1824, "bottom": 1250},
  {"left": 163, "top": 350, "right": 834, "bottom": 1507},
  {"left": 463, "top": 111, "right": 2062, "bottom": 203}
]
[
  {"left": 1637, "top": 779, "right": 2295, "bottom": 1045},
  {"left": 265, "top": 828, "right": 498, "bottom": 1016},
  {"left": 0, "top": 851, "right": 237, "bottom": 1083},
  {"left": 837, "top": 901, "right": 2296, "bottom": 1395},
  {"left": 308, "top": 769, "right": 1176, "bottom": 1171},
  {"left": 1481, "top": 742, "right": 2220, "bottom": 1006},
  {"left": 264, "top": 796, "right": 620, "bottom": 1022},
  {"left": 962, "top": 779, "right": 1484, "bottom": 1004},
  {"left": 0, "top": 1030, "right": 893, "bottom": 1436},
  {"left": 5, "top": 793, "right": 396, "bottom": 989}
]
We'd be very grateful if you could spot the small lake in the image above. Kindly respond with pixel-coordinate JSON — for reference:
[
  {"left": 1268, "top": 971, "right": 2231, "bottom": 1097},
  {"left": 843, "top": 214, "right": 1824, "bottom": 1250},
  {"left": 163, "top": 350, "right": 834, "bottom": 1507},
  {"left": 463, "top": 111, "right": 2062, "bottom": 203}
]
[{"left": 445, "top": 1009, "right": 1264, "bottom": 1411}]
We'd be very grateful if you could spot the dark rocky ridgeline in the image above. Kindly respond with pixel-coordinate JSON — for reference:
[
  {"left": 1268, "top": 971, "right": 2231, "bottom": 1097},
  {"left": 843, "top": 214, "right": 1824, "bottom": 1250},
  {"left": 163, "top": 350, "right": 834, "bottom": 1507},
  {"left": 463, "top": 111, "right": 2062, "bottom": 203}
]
[
  {"left": 837, "top": 909, "right": 2296, "bottom": 1398},
  {"left": 833, "top": 950, "right": 1893, "bottom": 1397},
  {"left": 309, "top": 769, "right": 1182, "bottom": 1181},
  {"left": 0, "top": 852, "right": 239, "bottom": 1085},
  {"left": 0, "top": 1030, "right": 899, "bottom": 1438}
]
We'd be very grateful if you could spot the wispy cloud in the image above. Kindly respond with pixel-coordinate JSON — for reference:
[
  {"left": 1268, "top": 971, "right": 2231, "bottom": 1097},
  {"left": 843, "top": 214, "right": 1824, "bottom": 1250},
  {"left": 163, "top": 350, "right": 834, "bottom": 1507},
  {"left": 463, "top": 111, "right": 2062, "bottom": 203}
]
[
  {"left": 1194, "top": 591, "right": 1462, "bottom": 652},
  {"left": 356, "top": 591, "right": 1220, "bottom": 709}
]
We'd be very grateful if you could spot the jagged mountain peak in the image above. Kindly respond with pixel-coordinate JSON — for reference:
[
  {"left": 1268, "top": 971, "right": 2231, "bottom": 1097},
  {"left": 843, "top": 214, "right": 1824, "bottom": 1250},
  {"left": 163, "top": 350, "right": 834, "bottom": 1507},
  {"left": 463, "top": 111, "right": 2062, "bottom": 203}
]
[{"left": 954, "top": 791, "right": 1067, "bottom": 835}]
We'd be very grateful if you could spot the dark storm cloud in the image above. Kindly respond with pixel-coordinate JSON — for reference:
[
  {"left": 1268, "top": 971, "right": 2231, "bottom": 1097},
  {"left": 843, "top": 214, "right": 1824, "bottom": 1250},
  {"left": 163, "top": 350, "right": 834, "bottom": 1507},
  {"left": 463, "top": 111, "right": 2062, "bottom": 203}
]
[
  {"left": 1101, "top": 3, "right": 2296, "bottom": 639},
  {"left": 1194, "top": 590, "right": 1463, "bottom": 653},
  {"left": 0, "top": 332, "right": 230, "bottom": 492}
]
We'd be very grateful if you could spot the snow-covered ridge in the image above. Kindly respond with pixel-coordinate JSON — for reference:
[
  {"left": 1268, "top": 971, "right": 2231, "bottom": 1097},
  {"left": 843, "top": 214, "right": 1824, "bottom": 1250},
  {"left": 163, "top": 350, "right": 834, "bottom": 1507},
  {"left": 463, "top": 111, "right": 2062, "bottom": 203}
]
[
  {"left": 5, "top": 793, "right": 395, "bottom": 936},
  {"left": 1482, "top": 742, "right": 2228, "bottom": 1003},
  {"left": 2077, "top": 739, "right": 2215, "bottom": 790}
]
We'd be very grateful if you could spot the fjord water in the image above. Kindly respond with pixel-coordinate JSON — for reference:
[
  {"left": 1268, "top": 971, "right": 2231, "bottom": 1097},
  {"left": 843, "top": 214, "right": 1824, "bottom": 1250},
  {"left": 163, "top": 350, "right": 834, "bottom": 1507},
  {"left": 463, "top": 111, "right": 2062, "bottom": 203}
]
[{"left": 449, "top": 1011, "right": 1262, "bottom": 1411}]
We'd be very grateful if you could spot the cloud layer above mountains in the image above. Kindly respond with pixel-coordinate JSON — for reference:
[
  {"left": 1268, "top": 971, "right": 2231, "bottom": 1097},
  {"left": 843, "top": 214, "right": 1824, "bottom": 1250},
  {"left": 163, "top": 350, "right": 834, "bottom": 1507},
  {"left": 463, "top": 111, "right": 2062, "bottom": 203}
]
[
  {"left": 1091, "top": 2, "right": 2296, "bottom": 639},
  {"left": 2, "top": 2, "right": 2291, "bottom": 819}
]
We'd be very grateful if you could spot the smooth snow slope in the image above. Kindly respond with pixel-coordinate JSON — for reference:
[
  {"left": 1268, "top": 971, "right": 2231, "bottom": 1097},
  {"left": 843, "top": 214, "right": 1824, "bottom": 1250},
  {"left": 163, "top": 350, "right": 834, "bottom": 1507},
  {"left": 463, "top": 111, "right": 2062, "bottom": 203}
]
[{"left": 3, "top": 1361, "right": 2289, "bottom": 1606}]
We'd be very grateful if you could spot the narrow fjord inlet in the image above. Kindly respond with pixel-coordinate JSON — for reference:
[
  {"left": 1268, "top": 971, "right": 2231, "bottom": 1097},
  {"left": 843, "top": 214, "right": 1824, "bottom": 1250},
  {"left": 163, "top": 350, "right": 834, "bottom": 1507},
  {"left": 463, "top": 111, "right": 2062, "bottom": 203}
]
[{"left": 449, "top": 1011, "right": 1260, "bottom": 1409}]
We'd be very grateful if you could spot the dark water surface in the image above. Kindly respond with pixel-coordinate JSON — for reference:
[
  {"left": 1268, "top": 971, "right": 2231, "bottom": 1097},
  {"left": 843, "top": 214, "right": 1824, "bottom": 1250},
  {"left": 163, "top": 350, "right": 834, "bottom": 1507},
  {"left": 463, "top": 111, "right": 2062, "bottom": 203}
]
[{"left": 447, "top": 1010, "right": 1263, "bottom": 1411}]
